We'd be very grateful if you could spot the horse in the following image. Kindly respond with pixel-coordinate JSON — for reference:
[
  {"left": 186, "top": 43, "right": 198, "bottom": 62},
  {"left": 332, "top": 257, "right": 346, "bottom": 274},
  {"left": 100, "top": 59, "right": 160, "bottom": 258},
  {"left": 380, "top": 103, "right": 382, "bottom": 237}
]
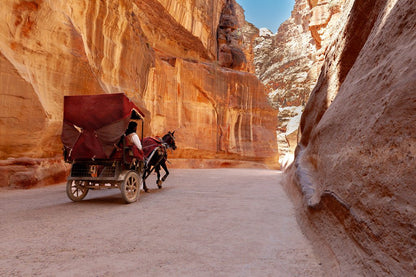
[{"left": 142, "top": 131, "right": 176, "bottom": 192}]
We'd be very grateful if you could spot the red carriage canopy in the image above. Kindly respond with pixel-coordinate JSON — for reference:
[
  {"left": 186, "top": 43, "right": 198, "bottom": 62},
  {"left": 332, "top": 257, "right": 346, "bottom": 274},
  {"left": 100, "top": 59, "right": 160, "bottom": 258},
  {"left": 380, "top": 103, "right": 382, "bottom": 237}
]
[{"left": 61, "top": 93, "right": 144, "bottom": 161}]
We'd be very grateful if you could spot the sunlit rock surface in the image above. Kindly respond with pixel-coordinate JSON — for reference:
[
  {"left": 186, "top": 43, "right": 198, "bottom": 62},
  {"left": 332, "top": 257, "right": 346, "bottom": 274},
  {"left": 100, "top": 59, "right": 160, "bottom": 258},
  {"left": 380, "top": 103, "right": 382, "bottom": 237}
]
[
  {"left": 144, "top": 57, "right": 277, "bottom": 165},
  {"left": 286, "top": 0, "right": 416, "bottom": 275},
  {"left": 254, "top": 0, "right": 346, "bottom": 166},
  {"left": 277, "top": 106, "right": 303, "bottom": 169},
  {"left": 0, "top": 0, "right": 278, "bottom": 187}
]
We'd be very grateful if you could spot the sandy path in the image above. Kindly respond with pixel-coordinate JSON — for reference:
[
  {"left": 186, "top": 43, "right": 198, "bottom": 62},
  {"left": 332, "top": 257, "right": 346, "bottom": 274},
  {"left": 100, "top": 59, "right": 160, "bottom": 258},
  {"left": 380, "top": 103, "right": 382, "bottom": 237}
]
[{"left": 0, "top": 169, "right": 323, "bottom": 276}]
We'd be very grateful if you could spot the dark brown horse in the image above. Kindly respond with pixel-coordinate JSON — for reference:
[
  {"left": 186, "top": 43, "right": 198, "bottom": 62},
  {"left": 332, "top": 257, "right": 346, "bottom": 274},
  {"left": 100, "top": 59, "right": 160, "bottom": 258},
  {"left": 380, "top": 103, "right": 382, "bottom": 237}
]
[{"left": 142, "top": 131, "right": 176, "bottom": 192}]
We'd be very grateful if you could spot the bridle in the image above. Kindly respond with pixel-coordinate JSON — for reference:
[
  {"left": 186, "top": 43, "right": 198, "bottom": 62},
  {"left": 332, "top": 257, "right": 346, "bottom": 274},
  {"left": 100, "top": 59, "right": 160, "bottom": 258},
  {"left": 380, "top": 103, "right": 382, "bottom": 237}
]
[{"left": 162, "top": 132, "right": 176, "bottom": 150}]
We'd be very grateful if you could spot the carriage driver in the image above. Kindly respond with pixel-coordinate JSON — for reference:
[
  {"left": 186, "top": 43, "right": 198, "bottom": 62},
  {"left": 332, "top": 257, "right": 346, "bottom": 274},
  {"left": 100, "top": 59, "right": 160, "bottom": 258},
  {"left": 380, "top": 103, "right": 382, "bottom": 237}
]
[{"left": 125, "top": 121, "right": 144, "bottom": 160}]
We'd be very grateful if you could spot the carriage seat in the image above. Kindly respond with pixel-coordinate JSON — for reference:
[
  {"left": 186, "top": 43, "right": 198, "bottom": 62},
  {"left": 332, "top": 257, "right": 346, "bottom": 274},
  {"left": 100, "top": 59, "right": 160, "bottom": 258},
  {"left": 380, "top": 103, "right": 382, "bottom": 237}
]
[{"left": 110, "top": 136, "right": 144, "bottom": 163}]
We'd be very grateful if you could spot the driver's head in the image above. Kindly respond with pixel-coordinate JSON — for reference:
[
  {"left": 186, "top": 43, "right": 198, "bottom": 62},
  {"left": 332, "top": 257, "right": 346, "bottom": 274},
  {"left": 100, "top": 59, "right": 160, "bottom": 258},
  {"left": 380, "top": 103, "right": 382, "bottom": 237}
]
[{"left": 126, "top": 121, "right": 137, "bottom": 135}]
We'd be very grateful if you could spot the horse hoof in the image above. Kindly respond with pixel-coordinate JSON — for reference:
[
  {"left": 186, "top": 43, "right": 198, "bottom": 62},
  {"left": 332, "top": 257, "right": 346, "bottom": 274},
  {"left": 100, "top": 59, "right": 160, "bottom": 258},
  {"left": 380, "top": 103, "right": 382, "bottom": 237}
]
[{"left": 157, "top": 180, "right": 162, "bottom": 189}]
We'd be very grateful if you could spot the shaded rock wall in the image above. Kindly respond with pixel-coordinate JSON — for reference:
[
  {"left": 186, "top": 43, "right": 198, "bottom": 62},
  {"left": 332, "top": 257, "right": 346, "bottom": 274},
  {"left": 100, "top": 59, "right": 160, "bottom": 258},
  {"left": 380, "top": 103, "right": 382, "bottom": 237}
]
[
  {"left": 217, "top": 0, "right": 258, "bottom": 73},
  {"left": 0, "top": 0, "right": 277, "bottom": 187},
  {"left": 286, "top": 0, "right": 416, "bottom": 275}
]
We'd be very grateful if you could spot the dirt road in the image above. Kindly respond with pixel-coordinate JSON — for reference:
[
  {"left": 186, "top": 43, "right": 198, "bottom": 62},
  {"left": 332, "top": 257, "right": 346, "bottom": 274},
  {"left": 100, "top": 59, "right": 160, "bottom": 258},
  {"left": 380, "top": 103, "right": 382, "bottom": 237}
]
[{"left": 0, "top": 169, "right": 323, "bottom": 276}]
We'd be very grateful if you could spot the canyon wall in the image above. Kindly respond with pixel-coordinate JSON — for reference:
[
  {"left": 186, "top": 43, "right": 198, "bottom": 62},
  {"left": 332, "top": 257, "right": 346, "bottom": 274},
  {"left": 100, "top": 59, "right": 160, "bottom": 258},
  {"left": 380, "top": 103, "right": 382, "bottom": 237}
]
[
  {"left": 285, "top": 0, "right": 416, "bottom": 275},
  {"left": 254, "top": 0, "right": 346, "bottom": 167},
  {"left": 0, "top": 0, "right": 278, "bottom": 187}
]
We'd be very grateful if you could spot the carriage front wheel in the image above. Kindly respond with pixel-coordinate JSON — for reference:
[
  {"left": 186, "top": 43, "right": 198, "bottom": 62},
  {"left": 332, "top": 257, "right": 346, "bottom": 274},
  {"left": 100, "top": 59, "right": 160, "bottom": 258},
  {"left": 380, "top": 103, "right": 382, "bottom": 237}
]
[
  {"left": 66, "top": 180, "right": 89, "bottom": 202},
  {"left": 120, "top": 171, "right": 141, "bottom": 204}
]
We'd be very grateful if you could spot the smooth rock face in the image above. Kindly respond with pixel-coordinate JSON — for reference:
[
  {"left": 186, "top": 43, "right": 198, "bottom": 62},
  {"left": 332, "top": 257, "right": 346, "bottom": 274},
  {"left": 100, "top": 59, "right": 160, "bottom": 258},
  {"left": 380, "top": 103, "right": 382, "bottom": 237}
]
[
  {"left": 286, "top": 0, "right": 416, "bottom": 275},
  {"left": 0, "top": 0, "right": 278, "bottom": 187},
  {"left": 1, "top": 0, "right": 155, "bottom": 158}
]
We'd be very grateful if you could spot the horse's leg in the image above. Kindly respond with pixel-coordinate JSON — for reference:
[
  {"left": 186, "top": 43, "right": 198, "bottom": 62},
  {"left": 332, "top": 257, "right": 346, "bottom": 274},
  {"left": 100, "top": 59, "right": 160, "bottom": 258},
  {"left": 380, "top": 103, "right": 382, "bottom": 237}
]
[
  {"left": 160, "top": 160, "right": 169, "bottom": 185},
  {"left": 155, "top": 165, "right": 162, "bottom": 188},
  {"left": 142, "top": 169, "right": 149, "bottom": 192}
]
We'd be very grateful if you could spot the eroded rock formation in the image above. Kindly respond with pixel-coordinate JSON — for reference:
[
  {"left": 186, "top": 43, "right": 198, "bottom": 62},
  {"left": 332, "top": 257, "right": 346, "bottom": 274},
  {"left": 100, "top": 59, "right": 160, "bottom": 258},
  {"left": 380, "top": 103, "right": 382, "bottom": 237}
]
[
  {"left": 286, "top": 0, "right": 416, "bottom": 275},
  {"left": 0, "top": 0, "right": 278, "bottom": 187},
  {"left": 254, "top": 0, "right": 346, "bottom": 166}
]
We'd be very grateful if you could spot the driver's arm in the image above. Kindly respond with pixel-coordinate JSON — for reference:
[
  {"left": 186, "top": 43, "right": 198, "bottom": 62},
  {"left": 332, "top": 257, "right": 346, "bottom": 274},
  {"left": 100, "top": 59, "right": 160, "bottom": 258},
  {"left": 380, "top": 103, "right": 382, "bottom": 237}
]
[{"left": 131, "top": 133, "right": 142, "bottom": 150}]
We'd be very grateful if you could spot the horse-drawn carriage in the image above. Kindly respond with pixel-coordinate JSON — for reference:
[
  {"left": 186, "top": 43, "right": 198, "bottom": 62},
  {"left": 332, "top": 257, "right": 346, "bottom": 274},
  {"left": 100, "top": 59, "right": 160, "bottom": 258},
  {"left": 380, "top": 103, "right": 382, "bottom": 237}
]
[{"left": 61, "top": 93, "right": 176, "bottom": 204}]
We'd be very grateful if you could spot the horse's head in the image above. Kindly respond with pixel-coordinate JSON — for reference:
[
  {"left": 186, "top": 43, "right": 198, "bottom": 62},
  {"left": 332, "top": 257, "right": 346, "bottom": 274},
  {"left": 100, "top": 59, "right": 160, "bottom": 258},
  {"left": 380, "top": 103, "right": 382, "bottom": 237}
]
[{"left": 162, "top": 131, "right": 177, "bottom": 150}]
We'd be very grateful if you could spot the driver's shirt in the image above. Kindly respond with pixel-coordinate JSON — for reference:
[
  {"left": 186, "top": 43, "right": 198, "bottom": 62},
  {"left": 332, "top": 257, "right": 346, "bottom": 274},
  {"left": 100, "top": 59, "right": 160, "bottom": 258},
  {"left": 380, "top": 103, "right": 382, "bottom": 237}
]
[{"left": 127, "top": 133, "right": 142, "bottom": 150}]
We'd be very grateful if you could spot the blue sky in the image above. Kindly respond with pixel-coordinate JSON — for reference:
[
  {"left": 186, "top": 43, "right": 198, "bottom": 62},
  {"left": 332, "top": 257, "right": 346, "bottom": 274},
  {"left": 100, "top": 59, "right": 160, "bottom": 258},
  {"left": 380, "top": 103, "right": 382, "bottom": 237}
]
[{"left": 236, "top": 0, "right": 295, "bottom": 32}]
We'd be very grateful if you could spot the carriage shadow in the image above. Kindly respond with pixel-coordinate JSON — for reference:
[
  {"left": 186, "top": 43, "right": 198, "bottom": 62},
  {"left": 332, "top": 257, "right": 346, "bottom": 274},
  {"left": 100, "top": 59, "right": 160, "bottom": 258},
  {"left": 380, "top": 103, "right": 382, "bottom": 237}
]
[{"left": 66, "top": 186, "right": 171, "bottom": 206}]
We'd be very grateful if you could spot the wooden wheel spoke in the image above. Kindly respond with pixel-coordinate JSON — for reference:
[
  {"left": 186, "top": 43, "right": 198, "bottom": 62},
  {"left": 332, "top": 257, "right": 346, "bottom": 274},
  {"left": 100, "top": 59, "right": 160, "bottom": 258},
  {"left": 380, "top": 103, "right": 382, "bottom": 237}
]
[
  {"left": 66, "top": 180, "right": 89, "bottom": 202},
  {"left": 121, "top": 171, "right": 140, "bottom": 203}
]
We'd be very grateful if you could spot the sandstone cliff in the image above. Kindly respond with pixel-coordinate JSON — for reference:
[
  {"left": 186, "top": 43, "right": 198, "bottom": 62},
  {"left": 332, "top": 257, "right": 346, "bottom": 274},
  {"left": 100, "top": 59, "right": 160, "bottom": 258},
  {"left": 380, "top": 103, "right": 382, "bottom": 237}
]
[
  {"left": 285, "top": 0, "right": 416, "bottom": 275},
  {"left": 0, "top": 0, "right": 278, "bottom": 187},
  {"left": 254, "top": 0, "right": 346, "bottom": 167}
]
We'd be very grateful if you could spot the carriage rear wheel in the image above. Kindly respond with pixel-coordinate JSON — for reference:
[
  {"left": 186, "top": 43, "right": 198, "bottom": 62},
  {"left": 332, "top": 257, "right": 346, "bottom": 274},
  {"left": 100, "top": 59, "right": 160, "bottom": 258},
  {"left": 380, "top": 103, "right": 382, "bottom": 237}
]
[
  {"left": 120, "top": 171, "right": 141, "bottom": 204},
  {"left": 66, "top": 180, "right": 89, "bottom": 202}
]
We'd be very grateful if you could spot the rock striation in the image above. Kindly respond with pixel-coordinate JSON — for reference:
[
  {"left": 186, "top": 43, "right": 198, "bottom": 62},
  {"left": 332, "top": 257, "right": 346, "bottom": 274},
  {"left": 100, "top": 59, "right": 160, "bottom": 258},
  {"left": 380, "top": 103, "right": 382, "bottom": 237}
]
[
  {"left": 285, "top": 0, "right": 416, "bottom": 275},
  {"left": 143, "top": 57, "right": 277, "bottom": 166},
  {"left": 0, "top": 0, "right": 278, "bottom": 187}
]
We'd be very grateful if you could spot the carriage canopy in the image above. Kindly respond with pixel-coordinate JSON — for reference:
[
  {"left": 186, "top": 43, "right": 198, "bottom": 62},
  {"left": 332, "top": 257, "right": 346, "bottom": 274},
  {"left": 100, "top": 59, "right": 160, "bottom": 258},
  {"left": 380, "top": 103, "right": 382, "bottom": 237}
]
[{"left": 61, "top": 93, "right": 145, "bottom": 161}]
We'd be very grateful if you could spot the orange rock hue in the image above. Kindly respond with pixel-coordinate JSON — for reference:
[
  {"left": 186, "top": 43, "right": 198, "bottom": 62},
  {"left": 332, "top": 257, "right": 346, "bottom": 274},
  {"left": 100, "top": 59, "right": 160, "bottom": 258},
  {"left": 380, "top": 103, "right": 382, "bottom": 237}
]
[
  {"left": 144, "top": 57, "right": 277, "bottom": 165},
  {"left": 285, "top": 0, "right": 416, "bottom": 275},
  {"left": 308, "top": 0, "right": 344, "bottom": 50},
  {"left": 0, "top": 158, "right": 70, "bottom": 188},
  {"left": 1, "top": 0, "right": 154, "bottom": 158},
  {"left": 0, "top": 0, "right": 278, "bottom": 187}
]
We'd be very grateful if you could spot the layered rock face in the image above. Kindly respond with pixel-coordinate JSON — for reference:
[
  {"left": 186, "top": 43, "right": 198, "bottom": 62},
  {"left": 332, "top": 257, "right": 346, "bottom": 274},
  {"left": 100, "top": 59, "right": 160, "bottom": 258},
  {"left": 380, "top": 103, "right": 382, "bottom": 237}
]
[
  {"left": 0, "top": 0, "right": 278, "bottom": 187},
  {"left": 254, "top": 0, "right": 346, "bottom": 166},
  {"left": 286, "top": 0, "right": 416, "bottom": 275},
  {"left": 145, "top": 58, "right": 277, "bottom": 164}
]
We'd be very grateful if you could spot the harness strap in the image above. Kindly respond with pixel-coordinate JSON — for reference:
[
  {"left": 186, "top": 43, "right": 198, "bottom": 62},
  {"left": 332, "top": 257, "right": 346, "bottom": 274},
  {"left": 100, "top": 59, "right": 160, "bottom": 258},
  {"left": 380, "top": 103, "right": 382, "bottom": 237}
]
[{"left": 145, "top": 146, "right": 159, "bottom": 167}]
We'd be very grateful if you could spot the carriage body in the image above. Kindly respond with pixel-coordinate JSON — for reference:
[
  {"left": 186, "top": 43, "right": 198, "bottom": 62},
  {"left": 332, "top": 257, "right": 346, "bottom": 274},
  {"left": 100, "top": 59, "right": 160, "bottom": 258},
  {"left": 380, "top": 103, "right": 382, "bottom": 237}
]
[{"left": 61, "top": 93, "right": 145, "bottom": 203}]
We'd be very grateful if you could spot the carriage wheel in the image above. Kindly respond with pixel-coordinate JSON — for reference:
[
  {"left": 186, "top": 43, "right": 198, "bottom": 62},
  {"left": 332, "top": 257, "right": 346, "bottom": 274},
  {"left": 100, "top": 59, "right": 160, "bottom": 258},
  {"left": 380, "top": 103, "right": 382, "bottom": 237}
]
[
  {"left": 66, "top": 180, "right": 89, "bottom": 202},
  {"left": 120, "top": 171, "right": 141, "bottom": 204}
]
